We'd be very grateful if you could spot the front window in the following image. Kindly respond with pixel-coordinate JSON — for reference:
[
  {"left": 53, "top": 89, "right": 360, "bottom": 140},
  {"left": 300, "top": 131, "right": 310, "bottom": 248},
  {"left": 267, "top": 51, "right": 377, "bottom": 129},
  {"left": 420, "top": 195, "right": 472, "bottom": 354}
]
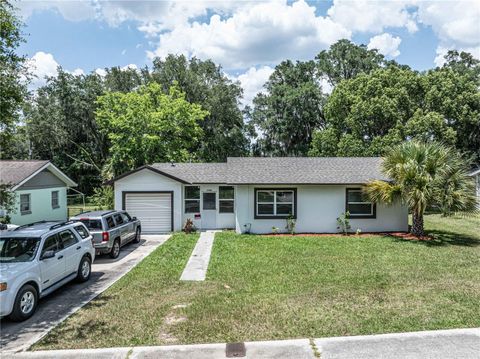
[
  {"left": 106, "top": 216, "right": 116, "bottom": 229},
  {"left": 255, "top": 189, "right": 296, "bottom": 218},
  {"left": 219, "top": 186, "right": 234, "bottom": 213},
  {"left": 79, "top": 219, "right": 103, "bottom": 231},
  {"left": 74, "top": 225, "right": 89, "bottom": 239},
  {"left": 185, "top": 186, "right": 200, "bottom": 213},
  {"left": 346, "top": 188, "right": 376, "bottom": 218},
  {"left": 20, "top": 194, "right": 31, "bottom": 215},
  {"left": 0, "top": 237, "right": 40, "bottom": 263},
  {"left": 51, "top": 190, "right": 59, "bottom": 209},
  {"left": 58, "top": 229, "right": 78, "bottom": 248}
]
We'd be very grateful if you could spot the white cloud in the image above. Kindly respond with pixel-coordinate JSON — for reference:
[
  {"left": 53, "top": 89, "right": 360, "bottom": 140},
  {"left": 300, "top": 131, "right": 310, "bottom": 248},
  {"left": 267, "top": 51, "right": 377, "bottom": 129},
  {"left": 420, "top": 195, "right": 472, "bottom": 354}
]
[
  {"left": 18, "top": 0, "right": 480, "bottom": 72},
  {"left": 319, "top": 77, "right": 333, "bottom": 95},
  {"left": 71, "top": 68, "right": 84, "bottom": 76},
  {"left": 121, "top": 64, "right": 138, "bottom": 70},
  {"left": 27, "top": 51, "right": 59, "bottom": 88},
  {"left": 17, "top": 0, "right": 97, "bottom": 22},
  {"left": 368, "top": 33, "right": 402, "bottom": 57},
  {"left": 416, "top": 1, "right": 480, "bottom": 65},
  {"left": 148, "top": 0, "right": 350, "bottom": 69},
  {"left": 234, "top": 66, "right": 274, "bottom": 107},
  {"left": 95, "top": 68, "right": 107, "bottom": 77},
  {"left": 327, "top": 0, "right": 418, "bottom": 34}
]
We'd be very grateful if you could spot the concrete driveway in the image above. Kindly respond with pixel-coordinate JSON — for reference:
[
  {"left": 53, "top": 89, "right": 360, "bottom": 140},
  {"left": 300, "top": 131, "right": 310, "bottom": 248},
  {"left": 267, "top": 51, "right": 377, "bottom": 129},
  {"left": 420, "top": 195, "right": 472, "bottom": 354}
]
[{"left": 0, "top": 235, "right": 170, "bottom": 353}]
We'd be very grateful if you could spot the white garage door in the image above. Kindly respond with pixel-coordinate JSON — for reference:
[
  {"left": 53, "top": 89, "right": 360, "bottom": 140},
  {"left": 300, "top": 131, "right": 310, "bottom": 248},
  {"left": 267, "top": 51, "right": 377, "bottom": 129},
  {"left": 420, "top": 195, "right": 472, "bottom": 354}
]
[{"left": 124, "top": 192, "right": 172, "bottom": 233}]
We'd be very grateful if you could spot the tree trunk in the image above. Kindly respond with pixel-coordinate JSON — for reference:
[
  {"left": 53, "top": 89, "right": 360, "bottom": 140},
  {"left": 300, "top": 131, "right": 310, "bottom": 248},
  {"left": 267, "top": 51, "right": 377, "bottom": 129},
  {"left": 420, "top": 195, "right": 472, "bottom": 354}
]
[{"left": 411, "top": 211, "right": 425, "bottom": 237}]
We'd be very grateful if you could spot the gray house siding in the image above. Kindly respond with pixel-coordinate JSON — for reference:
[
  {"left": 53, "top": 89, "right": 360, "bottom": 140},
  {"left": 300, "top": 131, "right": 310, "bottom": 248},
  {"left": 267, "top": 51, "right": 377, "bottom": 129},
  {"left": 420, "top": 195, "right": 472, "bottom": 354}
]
[{"left": 18, "top": 169, "right": 67, "bottom": 190}]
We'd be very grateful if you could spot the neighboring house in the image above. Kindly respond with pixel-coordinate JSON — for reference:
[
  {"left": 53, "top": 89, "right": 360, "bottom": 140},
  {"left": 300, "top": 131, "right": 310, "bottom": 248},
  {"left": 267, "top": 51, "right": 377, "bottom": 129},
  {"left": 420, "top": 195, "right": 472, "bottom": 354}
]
[
  {"left": 470, "top": 168, "right": 480, "bottom": 203},
  {"left": 108, "top": 157, "right": 408, "bottom": 234},
  {"left": 0, "top": 160, "right": 77, "bottom": 225}
]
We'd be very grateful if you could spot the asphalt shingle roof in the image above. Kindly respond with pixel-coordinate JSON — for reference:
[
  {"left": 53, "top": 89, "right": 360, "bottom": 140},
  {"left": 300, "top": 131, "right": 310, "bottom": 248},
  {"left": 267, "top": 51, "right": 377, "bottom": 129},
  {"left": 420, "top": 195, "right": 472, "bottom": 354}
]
[
  {"left": 148, "top": 157, "right": 387, "bottom": 184},
  {"left": 0, "top": 160, "right": 50, "bottom": 186},
  {"left": 152, "top": 163, "right": 228, "bottom": 183}
]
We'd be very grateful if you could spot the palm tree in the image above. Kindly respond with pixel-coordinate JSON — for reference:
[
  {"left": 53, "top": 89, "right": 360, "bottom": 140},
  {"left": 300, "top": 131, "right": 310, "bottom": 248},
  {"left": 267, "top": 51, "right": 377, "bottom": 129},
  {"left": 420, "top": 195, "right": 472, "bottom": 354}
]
[{"left": 365, "top": 141, "right": 477, "bottom": 236}]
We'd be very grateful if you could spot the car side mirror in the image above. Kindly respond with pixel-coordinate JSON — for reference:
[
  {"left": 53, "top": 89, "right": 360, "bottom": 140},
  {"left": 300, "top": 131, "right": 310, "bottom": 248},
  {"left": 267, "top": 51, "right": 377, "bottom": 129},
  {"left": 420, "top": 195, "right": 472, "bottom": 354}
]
[
  {"left": 41, "top": 250, "right": 55, "bottom": 260},
  {"left": 132, "top": 216, "right": 137, "bottom": 221}
]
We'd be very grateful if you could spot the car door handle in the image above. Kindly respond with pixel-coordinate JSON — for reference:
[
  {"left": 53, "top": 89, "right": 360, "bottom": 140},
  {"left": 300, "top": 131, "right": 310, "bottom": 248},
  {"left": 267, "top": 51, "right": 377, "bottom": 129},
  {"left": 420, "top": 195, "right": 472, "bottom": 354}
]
[
  {"left": 76, "top": 246, "right": 81, "bottom": 250},
  {"left": 57, "top": 255, "right": 64, "bottom": 260}
]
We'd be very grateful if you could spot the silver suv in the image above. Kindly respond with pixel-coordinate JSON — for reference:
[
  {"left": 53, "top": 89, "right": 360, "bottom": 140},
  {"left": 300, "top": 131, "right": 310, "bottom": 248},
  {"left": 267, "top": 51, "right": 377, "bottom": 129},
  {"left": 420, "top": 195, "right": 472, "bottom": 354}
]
[
  {"left": 70, "top": 210, "right": 141, "bottom": 259},
  {"left": 0, "top": 221, "right": 95, "bottom": 321}
]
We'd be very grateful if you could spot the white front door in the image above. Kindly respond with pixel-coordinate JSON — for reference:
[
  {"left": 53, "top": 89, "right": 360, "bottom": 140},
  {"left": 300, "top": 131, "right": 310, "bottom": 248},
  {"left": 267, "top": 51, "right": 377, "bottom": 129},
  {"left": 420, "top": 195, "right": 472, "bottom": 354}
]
[{"left": 202, "top": 192, "right": 217, "bottom": 229}]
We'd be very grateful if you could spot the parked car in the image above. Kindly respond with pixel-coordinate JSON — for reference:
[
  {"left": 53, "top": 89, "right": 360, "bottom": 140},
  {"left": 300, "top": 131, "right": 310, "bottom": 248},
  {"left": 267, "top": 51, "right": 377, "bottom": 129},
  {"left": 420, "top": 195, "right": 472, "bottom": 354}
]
[
  {"left": 70, "top": 210, "right": 141, "bottom": 259},
  {"left": 0, "top": 221, "right": 95, "bottom": 321},
  {"left": 0, "top": 223, "right": 19, "bottom": 232}
]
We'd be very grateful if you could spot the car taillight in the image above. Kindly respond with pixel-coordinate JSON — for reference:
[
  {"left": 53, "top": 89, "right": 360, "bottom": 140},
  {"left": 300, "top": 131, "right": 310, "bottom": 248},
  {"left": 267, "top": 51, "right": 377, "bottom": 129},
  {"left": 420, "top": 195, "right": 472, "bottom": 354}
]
[{"left": 102, "top": 231, "right": 109, "bottom": 242}]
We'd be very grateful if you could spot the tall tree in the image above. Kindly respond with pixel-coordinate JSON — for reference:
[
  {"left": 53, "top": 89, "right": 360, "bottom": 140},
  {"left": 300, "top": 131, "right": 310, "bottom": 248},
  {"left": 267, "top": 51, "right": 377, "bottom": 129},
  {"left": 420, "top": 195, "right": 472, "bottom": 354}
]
[
  {"left": 316, "top": 39, "right": 388, "bottom": 87},
  {"left": 0, "top": 1, "right": 28, "bottom": 159},
  {"left": 150, "top": 55, "right": 248, "bottom": 161},
  {"left": 96, "top": 82, "right": 208, "bottom": 177},
  {"left": 25, "top": 69, "right": 107, "bottom": 193},
  {"left": 310, "top": 59, "right": 480, "bottom": 161},
  {"left": 365, "top": 141, "right": 477, "bottom": 236},
  {"left": 103, "top": 66, "right": 144, "bottom": 93},
  {"left": 441, "top": 50, "right": 480, "bottom": 82},
  {"left": 251, "top": 60, "right": 326, "bottom": 156}
]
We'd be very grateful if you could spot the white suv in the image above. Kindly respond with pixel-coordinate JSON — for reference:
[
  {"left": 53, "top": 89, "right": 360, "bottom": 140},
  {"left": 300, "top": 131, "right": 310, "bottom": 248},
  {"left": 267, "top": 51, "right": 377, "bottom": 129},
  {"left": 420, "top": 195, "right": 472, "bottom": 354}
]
[{"left": 0, "top": 221, "right": 95, "bottom": 321}]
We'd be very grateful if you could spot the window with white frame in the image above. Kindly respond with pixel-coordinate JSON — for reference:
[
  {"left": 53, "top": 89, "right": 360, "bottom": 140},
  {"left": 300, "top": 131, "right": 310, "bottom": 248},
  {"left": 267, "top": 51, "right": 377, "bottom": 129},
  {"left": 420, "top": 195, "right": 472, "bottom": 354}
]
[
  {"left": 184, "top": 186, "right": 200, "bottom": 213},
  {"left": 51, "top": 190, "right": 59, "bottom": 209},
  {"left": 20, "top": 194, "right": 31, "bottom": 215},
  {"left": 255, "top": 189, "right": 296, "bottom": 218},
  {"left": 219, "top": 186, "right": 234, "bottom": 213},
  {"left": 345, "top": 188, "right": 376, "bottom": 218}
]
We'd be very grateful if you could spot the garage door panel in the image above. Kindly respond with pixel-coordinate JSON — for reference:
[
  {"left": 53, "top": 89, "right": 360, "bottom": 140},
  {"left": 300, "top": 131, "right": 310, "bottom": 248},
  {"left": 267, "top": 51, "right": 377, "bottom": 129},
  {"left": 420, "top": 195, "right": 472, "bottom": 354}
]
[{"left": 124, "top": 193, "right": 172, "bottom": 233}]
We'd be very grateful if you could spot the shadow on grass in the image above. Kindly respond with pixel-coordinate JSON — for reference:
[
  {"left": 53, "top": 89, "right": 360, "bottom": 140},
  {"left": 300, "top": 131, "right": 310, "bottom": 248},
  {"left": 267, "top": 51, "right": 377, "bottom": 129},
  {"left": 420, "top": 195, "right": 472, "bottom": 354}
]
[{"left": 389, "top": 230, "right": 480, "bottom": 247}]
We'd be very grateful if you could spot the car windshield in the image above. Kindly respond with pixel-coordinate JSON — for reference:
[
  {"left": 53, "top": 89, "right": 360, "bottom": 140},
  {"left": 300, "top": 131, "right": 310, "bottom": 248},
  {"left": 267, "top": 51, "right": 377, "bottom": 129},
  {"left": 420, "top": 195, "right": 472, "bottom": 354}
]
[
  {"left": 0, "top": 237, "right": 40, "bottom": 263},
  {"left": 79, "top": 219, "right": 103, "bottom": 231}
]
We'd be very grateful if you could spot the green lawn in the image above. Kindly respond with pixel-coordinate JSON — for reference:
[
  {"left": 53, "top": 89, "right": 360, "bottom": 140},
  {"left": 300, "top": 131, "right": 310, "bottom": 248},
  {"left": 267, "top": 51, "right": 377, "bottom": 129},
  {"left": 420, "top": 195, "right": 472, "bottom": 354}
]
[{"left": 34, "top": 214, "right": 480, "bottom": 350}]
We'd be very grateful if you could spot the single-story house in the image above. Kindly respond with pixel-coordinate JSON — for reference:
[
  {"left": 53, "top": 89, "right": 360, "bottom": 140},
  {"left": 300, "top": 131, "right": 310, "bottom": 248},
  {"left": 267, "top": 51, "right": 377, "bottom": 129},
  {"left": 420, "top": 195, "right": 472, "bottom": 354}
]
[
  {"left": 470, "top": 168, "right": 480, "bottom": 203},
  {"left": 0, "top": 160, "right": 77, "bottom": 225},
  {"left": 108, "top": 157, "right": 408, "bottom": 234}
]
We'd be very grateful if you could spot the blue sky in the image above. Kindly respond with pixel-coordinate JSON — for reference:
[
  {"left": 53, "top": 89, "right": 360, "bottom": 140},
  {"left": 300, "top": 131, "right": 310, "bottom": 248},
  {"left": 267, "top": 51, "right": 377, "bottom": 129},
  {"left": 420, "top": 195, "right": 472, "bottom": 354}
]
[{"left": 17, "top": 0, "right": 480, "bottom": 102}]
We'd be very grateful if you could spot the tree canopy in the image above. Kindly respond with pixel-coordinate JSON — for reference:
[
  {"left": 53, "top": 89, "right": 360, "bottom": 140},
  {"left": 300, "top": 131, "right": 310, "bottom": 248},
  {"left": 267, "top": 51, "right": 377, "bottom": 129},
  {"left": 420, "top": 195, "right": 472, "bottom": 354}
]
[
  {"left": 250, "top": 60, "right": 325, "bottom": 156},
  {"left": 309, "top": 65, "right": 480, "bottom": 161},
  {"left": 96, "top": 82, "right": 208, "bottom": 177},
  {"left": 0, "top": 1, "right": 28, "bottom": 159},
  {"left": 150, "top": 55, "right": 248, "bottom": 161}
]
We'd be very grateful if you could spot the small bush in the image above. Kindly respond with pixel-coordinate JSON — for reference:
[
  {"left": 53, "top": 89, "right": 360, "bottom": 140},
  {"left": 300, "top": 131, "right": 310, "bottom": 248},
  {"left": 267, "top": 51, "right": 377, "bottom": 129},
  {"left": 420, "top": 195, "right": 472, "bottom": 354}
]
[
  {"left": 337, "top": 211, "right": 351, "bottom": 235},
  {"left": 285, "top": 214, "right": 296, "bottom": 234},
  {"left": 183, "top": 218, "right": 196, "bottom": 234}
]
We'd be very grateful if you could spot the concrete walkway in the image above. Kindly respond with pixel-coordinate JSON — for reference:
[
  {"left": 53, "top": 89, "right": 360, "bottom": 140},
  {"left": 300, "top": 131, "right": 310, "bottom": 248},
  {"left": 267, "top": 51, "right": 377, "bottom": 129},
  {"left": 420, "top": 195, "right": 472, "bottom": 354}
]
[
  {"left": 2, "top": 328, "right": 479, "bottom": 359},
  {"left": 180, "top": 230, "right": 217, "bottom": 281},
  {"left": 0, "top": 235, "right": 170, "bottom": 353}
]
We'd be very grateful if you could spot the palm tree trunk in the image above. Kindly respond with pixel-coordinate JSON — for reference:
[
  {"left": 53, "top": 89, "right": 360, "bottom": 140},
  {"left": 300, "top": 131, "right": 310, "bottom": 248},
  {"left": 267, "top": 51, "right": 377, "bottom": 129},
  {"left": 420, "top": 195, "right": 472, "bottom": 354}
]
[{"left": 411, "top": 211, "right": 425, "bottom": 237}]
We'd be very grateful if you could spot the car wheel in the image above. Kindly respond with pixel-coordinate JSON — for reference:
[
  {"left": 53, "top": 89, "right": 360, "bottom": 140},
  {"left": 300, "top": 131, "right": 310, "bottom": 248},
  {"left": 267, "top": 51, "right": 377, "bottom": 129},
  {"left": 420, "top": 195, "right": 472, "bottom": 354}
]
[
  {"left": 133, "top": 228, "right": 141, "bottom": 243},
  {"left": 76, "top": 255, "right": 91, "bottom": 282},
  {"left": 9, "top": 284, "right": 38, "bottom": 322},
  {"left": 109, "top": 239, "right": 120, "bottom": 259}
]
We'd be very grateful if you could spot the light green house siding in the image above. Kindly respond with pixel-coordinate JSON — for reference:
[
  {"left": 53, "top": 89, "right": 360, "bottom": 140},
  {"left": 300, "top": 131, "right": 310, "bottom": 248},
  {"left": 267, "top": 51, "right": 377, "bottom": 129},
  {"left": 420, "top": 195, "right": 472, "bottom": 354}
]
[{"left": 9, "top": 186, "right": 68, "bottom": 226}]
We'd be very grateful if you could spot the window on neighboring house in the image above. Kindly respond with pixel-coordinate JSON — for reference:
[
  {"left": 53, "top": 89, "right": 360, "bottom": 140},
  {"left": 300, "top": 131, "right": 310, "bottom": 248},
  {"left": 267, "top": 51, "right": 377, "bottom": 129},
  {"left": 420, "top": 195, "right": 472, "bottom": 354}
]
[
  {"left": 185, "top": 186, "right": 200, "bottom": 213},
  {"left": 20, "top": 194, "right": 31, "bottom": 215},
  {"left": 346, "top": 188, "right": 376, "bottom": 218},
  {"left": 219, "top": 186, "right": 234, "bottom": 213},
  {"left": 255, "top": 189, "right": 296, "bottom": 218},
  {"left": 51, "top": 190, "right": 59, "bottom": 209}
]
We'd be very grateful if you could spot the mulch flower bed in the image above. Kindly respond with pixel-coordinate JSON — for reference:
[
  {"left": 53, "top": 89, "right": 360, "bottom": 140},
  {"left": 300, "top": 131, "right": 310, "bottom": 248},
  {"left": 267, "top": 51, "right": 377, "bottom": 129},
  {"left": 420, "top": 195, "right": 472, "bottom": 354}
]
[{"left": 261, "top": 232, "right": 435, "bottom": 241}]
